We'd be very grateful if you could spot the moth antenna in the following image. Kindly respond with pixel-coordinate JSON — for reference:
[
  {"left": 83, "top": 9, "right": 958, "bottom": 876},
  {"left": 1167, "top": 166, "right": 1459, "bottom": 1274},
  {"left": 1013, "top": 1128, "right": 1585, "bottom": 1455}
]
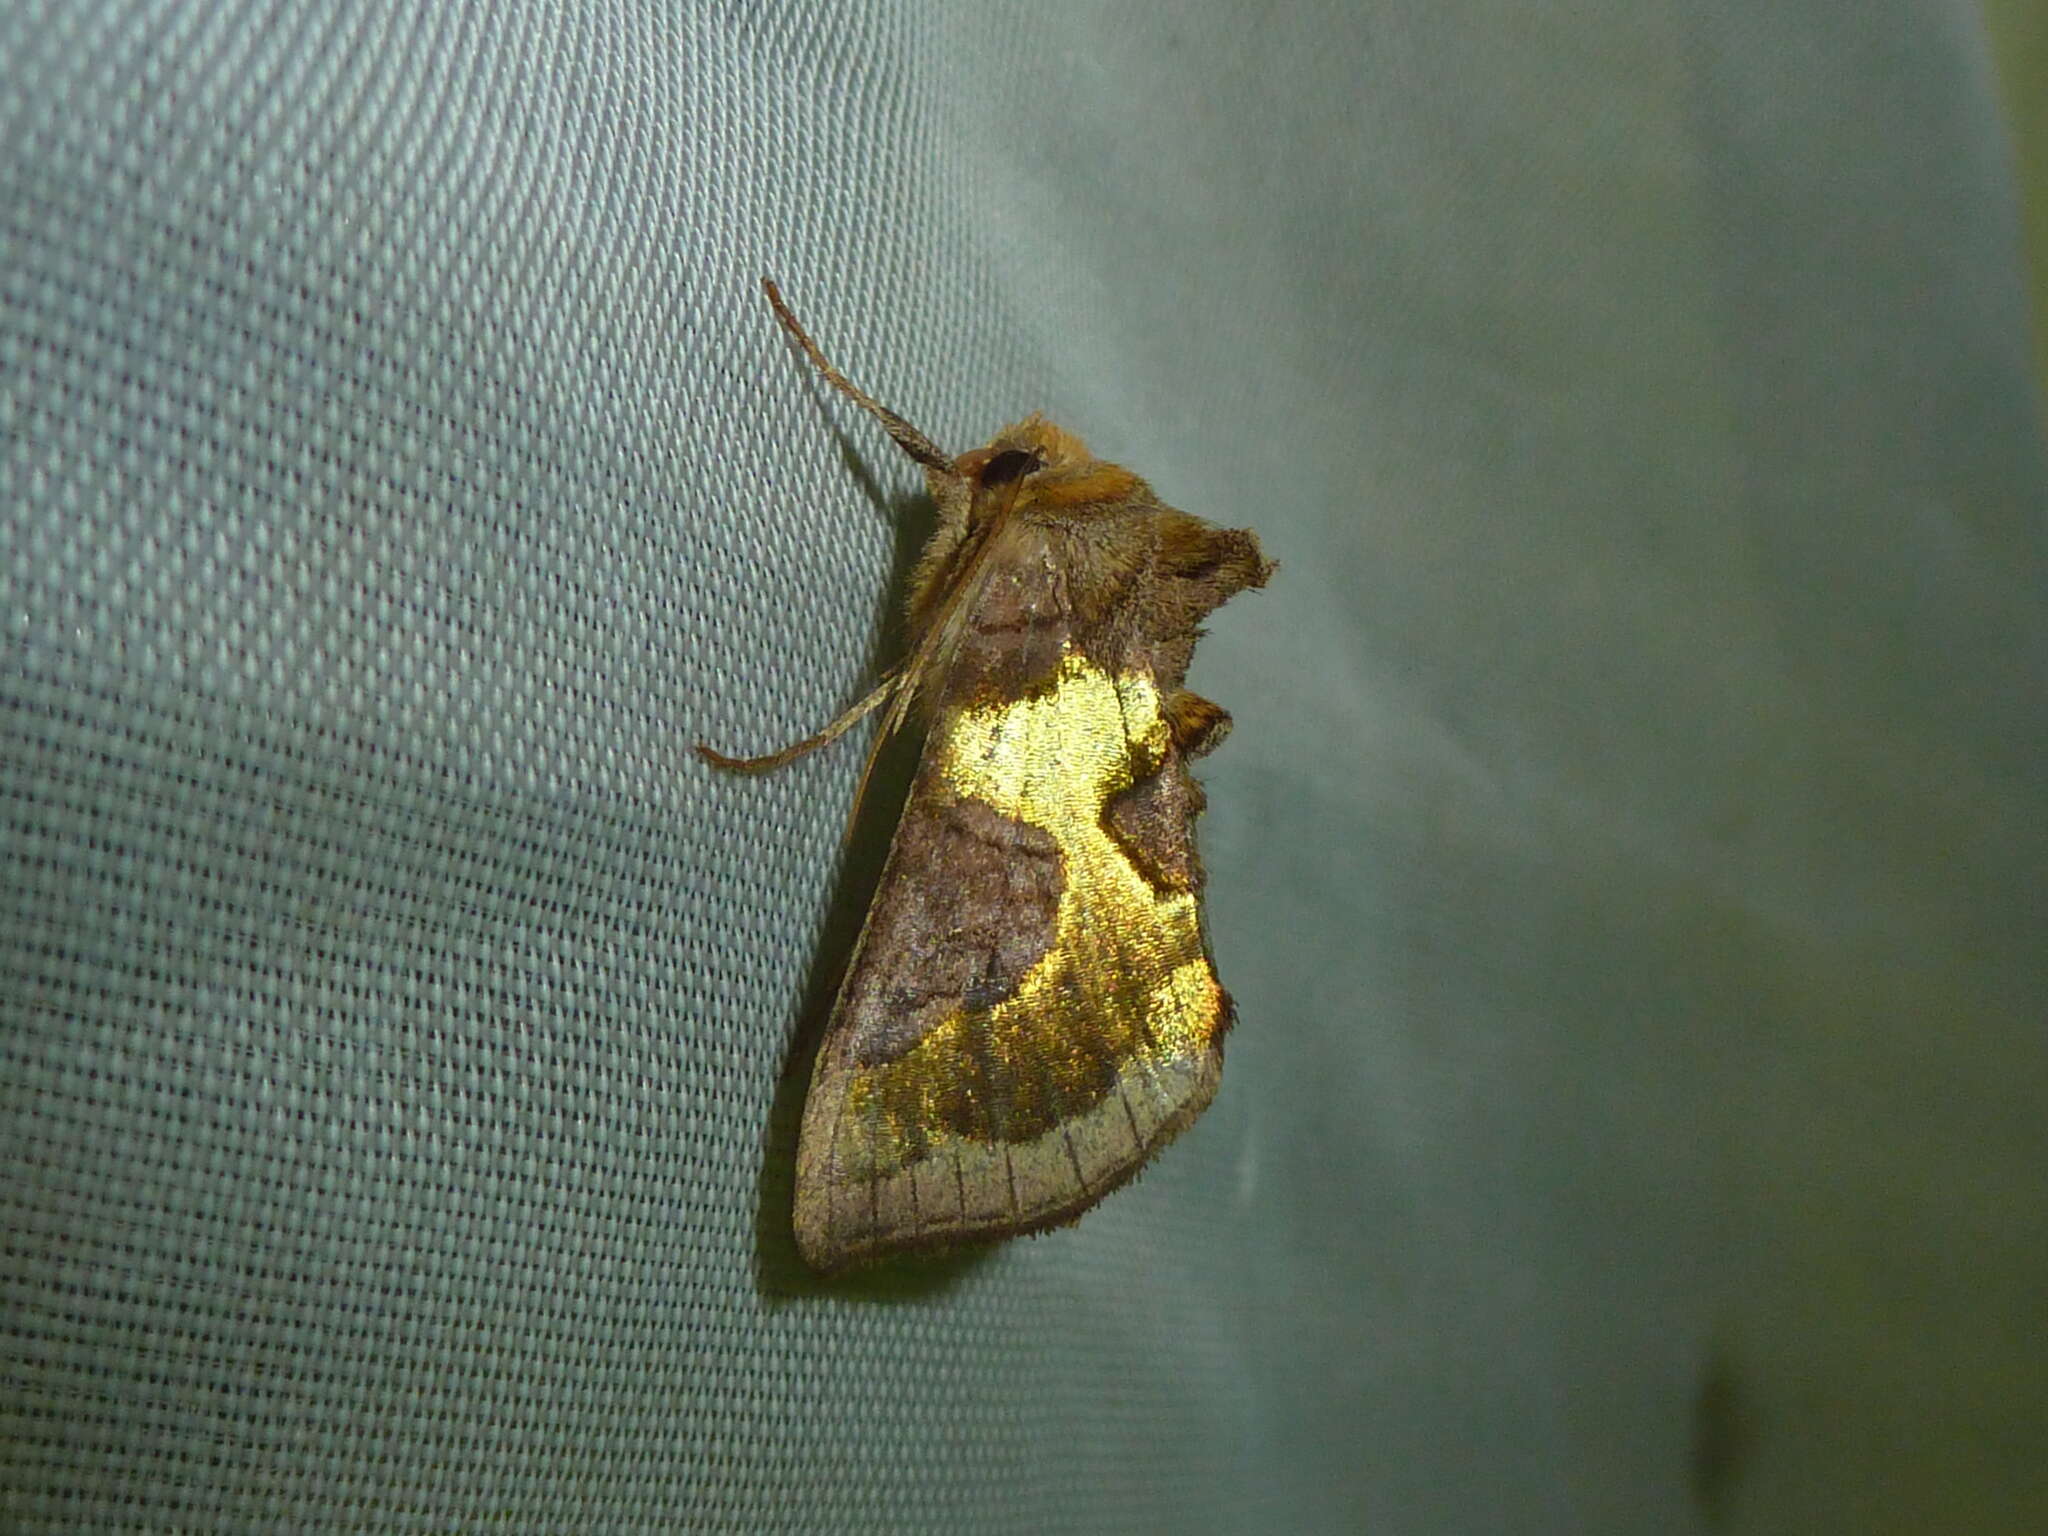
[{"left": 761, "top": 278, "right": 958, "bottom": 479}]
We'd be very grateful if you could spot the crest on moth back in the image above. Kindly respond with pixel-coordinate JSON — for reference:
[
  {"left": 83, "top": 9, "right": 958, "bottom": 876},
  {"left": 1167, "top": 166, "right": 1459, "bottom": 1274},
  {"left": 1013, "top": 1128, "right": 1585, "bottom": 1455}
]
[{"left": 699, "top": 279, "right": 1272, "bottom": 1273}]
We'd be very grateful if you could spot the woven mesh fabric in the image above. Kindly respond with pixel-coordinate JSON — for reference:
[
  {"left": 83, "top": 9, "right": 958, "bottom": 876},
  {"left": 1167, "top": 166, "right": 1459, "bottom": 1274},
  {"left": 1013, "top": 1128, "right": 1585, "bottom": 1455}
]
[{"left": 5, "top": 2, "right": 2047, "bottom": 1531}]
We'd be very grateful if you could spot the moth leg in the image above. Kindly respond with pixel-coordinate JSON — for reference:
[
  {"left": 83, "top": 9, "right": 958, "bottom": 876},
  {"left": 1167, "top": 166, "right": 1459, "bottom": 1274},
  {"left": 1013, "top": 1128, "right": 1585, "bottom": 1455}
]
[
  {"left": 1164, "top": 689, "right": 1233, "bottom": 759},
  {"left": 696, "top": 673, "right": 901, "bottom": 774}
]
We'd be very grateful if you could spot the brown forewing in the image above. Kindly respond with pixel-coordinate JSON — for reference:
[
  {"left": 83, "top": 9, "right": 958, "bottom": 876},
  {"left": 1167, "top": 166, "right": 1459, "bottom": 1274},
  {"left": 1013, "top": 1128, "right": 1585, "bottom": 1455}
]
[{"left": 793, "top": 438, "right": 1271, "bottom": 1271}]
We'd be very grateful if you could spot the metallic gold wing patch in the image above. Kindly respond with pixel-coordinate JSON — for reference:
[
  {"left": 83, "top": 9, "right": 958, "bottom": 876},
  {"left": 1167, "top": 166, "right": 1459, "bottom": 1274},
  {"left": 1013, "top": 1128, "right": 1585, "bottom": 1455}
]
[{"left": 794, "top": 652, "right": 1231, "bottom": 1270}]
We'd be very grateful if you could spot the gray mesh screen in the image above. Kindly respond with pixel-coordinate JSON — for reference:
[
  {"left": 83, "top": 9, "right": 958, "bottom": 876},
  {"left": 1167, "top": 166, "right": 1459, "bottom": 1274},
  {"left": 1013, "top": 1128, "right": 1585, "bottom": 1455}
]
[{"left": 5, "top": 2, "right": 2046, "bottom": 1531}]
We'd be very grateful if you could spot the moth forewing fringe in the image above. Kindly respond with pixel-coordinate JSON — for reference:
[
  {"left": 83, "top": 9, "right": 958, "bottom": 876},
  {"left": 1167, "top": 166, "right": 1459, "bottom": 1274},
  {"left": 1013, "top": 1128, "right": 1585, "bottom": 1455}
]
[{"left": 700, "top": 278, "right": 1272, "bottom": 1273}]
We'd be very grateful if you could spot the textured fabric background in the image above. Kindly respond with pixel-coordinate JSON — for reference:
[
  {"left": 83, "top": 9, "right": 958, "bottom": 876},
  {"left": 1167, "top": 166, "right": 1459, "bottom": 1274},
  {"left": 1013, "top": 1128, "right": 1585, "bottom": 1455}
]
[{"left": 4, "top": 2, "right": 2045, "bottom": 1532}]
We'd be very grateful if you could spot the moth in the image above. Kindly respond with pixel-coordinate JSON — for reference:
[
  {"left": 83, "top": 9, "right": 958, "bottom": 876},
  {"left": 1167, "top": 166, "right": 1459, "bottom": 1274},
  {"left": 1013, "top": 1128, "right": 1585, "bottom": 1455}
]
[{"left": 701, "top": 280, "right": 1271, "bottom": 1272}]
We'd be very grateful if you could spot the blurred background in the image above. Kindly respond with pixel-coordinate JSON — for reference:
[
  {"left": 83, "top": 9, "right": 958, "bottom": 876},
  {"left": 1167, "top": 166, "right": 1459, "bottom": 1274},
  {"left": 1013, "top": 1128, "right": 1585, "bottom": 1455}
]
[{"left": 1986, "top": 0, "right": 2048, "bottom": 394}]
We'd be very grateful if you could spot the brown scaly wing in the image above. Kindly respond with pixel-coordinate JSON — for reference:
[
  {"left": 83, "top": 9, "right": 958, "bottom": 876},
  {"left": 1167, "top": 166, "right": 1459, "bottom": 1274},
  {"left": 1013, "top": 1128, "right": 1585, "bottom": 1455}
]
[{"left": 793, "top": 650, "right": 1231, "bottom": 1272}]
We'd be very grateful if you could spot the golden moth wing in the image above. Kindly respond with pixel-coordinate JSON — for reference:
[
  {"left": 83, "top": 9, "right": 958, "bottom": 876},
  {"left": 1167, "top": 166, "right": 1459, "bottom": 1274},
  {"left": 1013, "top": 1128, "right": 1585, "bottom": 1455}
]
[{"left": 793, "top": 651, "right": 1231, "bottom": 1272}]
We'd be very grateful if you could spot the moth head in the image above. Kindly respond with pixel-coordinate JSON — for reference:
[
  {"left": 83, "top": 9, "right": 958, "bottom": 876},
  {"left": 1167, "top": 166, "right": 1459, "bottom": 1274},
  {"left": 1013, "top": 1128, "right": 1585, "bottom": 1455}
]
[{"left": 955, "top": 413, "right": 1146, "bottom": 526}]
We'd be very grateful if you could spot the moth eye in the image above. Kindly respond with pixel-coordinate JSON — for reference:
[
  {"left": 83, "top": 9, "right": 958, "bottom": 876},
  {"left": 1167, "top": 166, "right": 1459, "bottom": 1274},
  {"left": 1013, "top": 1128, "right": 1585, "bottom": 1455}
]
[{"left": 977, "top": 449, "right": 1042, "bottom": 488}]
